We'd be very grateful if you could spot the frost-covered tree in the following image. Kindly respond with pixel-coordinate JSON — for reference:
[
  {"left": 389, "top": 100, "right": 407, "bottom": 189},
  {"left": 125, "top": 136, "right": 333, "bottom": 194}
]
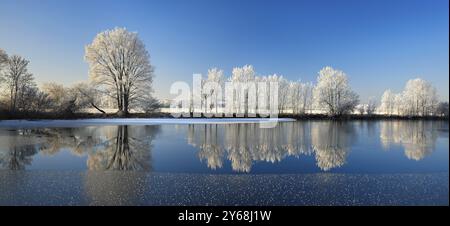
[
  {"left": 379, "top": 79, "right": 439, "bottom": 116},
  {"left": 355, "top": 104, "right": 365, "bottom": 115},
  {"left": 300, "top": 82, "right": 314, "bottom": 114},
  {"left": 204, "top": 68, "right": 224, "bottom": 114},
  {"left": 262, "top": 74, "right": 285, "bottom": 115},
  {"left": 402, "top": 78, "right": 438, "bottom": 116},
  {"left": 289, "top": 81, "right": 313, "bottom": 115},
  {"left": 379, "top": 90, "right": 395, "bottom": 115},
  {"left": 42, "top": 82, "right": 76, "bottom": 113},
  {"left": 313, "top": 66, "right": 359, "bottom": 116},
  {"left": 85, "top": 27, "right": 154, "bottom": 116},
  {"left": 42, "top": 83, "right": 66, "bottom": 106},
  {"left": 355, "top": 98, "right": 377, "bottom": 115},
  {"left": 255, "top": 75, "right": 268, "bottom": 115},
  {"left": 42, "top": 82, "right": 105, "bottom": 114},
  {"left": 229, "top": 65, "right": 255, "bottom": 115},
  {"left": 288, "top": 82, "right": 300, "bottom": 114},
  {"left": 72, "top": 82, "right": 108, "bottom": 113},
  {"left": 277, "top": 76, "right": 289, "bottom": 114},
  {"left": 393, "top": 93, "right": 405, "bottom": 115}
]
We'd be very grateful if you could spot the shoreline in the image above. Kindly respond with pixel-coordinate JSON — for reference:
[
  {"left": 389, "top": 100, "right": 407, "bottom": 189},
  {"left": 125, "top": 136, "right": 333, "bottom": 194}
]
[
  {"left": 0, "top": 112, "right": 448, "bottom": 121},
  {"left": 0, "top": 118, "right": 295, "bottom": 128}
]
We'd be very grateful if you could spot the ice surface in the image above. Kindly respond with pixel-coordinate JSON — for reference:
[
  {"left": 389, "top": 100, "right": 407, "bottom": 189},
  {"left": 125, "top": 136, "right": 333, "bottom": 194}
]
[{"left": 0, "top": 171, "right": 447, "bottom": 205}]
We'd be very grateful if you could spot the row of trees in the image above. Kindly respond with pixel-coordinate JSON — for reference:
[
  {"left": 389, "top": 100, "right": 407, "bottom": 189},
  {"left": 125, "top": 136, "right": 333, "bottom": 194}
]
[
  {"left": 1, "top": 27, "right": 447, "bottom": 117},
  {"left": 379, "top": 78, "right": 448, "bottom": 117},
  {"left": 0, "top": 49, "right": 109, "bottom": 115},
  {"left": 0, "top": 50, "right": 50, "bottom": 113},
  {"left": 194, "top": 65, "right": 359, "bottom": 117},
  {"left": 195, "top": 64, "right": 448, "bottom": 117}
]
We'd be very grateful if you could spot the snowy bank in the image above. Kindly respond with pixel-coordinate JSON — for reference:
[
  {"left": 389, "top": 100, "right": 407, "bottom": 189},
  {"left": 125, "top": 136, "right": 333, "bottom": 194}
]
[{"left": 0, "top": 118, "right": 296, "bottom": 128}]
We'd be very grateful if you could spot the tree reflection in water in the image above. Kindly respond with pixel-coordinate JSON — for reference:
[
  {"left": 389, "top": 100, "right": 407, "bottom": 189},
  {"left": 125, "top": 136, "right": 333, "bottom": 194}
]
[
  {"left": 87, "top": 125, "right": 159, "bottom": 171},
  {"left": 380, "top": 120, "right": 442, "bottom": 160},
  {"left": 311, "top": 121, "right": 354, "bottom": 171},
  {"left": 188, "top": 121, "right": 356, "bottom": 172},
  {"left": 0, "top": 129, "right": 40, "bottom": 170},
  {"left": 0, "top": 120, "right": 444, "bottom": 172},
  {"left": 0, "top": 144, "right": 37, "bottom": 170},
  {"left": 81, "top": 126, "right": 159, "bottom": 205},
  {"left": 0, "top": 125, "right": 160, "bottom": 171}
]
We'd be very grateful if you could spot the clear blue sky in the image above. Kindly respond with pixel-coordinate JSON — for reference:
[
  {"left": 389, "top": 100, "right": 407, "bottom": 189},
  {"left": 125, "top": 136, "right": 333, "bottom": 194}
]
[{"left": 0, "top": 0, "right": 448, "bottom": 101}]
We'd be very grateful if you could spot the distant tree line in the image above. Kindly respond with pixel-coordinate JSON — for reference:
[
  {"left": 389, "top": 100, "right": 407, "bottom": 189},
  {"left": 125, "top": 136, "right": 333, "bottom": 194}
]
[
  {"left": 189, "top": 65, "right": 447, "bottom": 117},
  {"left": 187, "top": 65, "right": 358, "bottom": 117},
  {"left": 379, "top": 79, "right": 448, "bottom": 117}
]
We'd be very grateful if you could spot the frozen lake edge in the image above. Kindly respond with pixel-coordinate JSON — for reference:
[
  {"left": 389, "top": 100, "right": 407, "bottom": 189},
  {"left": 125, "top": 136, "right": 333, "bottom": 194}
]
[{"left": 0, "top": 118, "right": 296, "bottom": 128}]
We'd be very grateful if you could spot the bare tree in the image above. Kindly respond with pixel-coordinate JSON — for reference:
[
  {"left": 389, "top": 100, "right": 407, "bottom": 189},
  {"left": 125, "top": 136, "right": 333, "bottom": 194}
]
[
  {"left": 3, "top": 55, "right": 35, "bottom": 112},
  {"left": 356, "top": 104, "right": 365, "bottom": 115},
  {"left": 138, "top": 95, "right": 161, "bottom": 113},
  {"left": 72, "top": 82, "right": 106, "bottom": 114},
  {"left": 0, "top": 49, "right": 7, "bottom": 69},
  {"left": 42, "top": 82, "right": 68, "bottom": 111},
  {"left": 85, "top": 27, "right": 154, "bottom": 116},
  {"left": 0, "top": 49, "right": 8, "bottom": 110},
  {"left": 41, "top": 82, "right": 98, "bottom": 114},
  {"left": 17, "top": 86, "right": 51, "bottom": 112},
  {"left": 436, "top": 102, "right": 449, "bottom": 117},
  {"left": 366, "top": 97, "right": 377, "bottom": 115}
]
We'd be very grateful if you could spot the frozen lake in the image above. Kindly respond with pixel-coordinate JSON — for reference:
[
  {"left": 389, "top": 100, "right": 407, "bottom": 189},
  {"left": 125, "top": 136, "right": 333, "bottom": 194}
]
[{"left": 0, "top": 119, "right": 448, "bottom": 205}]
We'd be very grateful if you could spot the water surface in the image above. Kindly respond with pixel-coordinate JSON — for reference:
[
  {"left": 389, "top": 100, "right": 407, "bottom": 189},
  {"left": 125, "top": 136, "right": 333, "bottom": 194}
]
[{"left": 0, "top": 120, "right": 447, "bottom": 173}]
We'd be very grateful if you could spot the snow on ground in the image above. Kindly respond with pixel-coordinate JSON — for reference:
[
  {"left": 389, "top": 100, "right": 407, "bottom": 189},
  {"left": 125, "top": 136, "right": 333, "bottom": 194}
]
[{"left": 0, "top": 118, "right": 296, "bottom": 128}]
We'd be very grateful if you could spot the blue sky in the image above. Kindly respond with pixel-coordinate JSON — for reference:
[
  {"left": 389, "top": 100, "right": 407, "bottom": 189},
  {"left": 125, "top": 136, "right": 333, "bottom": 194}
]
[{"left": 0, "top": 0, "right": 448, "bottom": 101}]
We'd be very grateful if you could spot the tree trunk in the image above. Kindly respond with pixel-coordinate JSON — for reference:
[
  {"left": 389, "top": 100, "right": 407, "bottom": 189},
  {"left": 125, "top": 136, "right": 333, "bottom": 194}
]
[
  {"left": 91, "top": 103, "right": 106, "bottom": 114},
  {"left": 10, "top": 86, "right": 14, "bottom": 112},
  {"left": 117, "top": 91, "right": 129, "bottom": 117},
  {"left": 124, "top": 93, "right": 129, "bottom": 114}
]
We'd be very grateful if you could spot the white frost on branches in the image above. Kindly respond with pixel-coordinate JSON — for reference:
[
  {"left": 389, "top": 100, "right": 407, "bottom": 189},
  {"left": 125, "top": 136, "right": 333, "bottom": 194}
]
[
  {"left": 313, "top": 66, "right": 359, "bottom": 116},
  {"left": 85, "top": 27, "right": 154, "bottom": 115},
  {"left": 379, "top": 78, "right": 438, "bottom": 116}
]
